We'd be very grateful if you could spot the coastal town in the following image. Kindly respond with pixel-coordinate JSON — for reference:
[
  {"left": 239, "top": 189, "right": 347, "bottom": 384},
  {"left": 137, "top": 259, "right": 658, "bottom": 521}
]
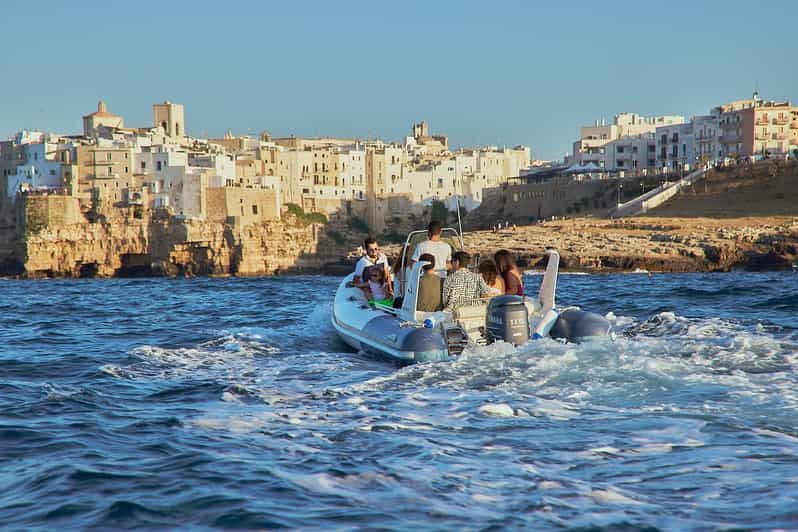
[{"left": 0, "top": 91, "right": 796, "bottom": 277}]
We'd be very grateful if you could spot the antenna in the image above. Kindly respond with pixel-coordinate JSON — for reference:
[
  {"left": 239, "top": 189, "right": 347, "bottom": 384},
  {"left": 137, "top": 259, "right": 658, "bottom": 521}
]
[{"left": 455, "top": 196, "right": 464, "bottom": 249}]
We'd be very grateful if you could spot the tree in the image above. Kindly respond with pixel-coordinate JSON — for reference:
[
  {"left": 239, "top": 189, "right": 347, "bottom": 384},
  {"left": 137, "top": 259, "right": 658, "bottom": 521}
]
[{"left": 430, "top": 200, "right": 447, "bottom": 224}]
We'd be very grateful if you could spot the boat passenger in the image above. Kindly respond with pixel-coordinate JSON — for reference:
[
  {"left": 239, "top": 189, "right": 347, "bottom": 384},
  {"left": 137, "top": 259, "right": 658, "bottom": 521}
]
[
  {"left": 354, "top": 237, "right": 389, "bottom": 284},
  {"left": 443, "top": 251, "right": 489, "bottom": 312},
  {"left": 360, "top": 264, "right": 393, "bottom": 306},
  {"left": 478, "top": 259, "right": 505, "bottom": 298},
  {"left": 410, "top": 221, "right": 452, "bottom": 278},
  {"left": 416, "top": 253, "right": 443, "bottom": 312},
  {"left": 494, "top": 249, "right": 524, "bottom": 297}
]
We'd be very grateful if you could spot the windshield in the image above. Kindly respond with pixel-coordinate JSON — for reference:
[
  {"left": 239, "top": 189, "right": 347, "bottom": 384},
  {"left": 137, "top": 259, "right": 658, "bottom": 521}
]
[
  {"left": 404, "top": 229, "right": 462, "bottom": 262},
  {"left": 397, "top": 228, "right": 463, "bottom": 288}
]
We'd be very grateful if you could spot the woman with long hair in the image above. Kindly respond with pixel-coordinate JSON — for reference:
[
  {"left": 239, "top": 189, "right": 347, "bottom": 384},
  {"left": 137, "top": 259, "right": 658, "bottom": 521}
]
[
  {"left": 478, "top": 259, "right": 504, "bottom": 298},
  {"left": 494, "top": 249, "right": 524, "bottom": 296}
]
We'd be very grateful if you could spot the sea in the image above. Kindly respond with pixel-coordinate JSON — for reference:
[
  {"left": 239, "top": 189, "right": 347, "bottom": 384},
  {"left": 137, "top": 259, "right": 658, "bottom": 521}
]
[{"left": 1, "top": 271, "right": 798, "bottom": 530}]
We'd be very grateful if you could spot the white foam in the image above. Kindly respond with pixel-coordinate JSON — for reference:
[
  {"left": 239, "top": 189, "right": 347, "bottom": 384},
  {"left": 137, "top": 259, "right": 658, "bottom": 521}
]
[
  {"left": 478, "top": 403, "right": 515, "bottom": 417},
  {"left": 590, "top": 488, "right": 643, "bottom": 506}
]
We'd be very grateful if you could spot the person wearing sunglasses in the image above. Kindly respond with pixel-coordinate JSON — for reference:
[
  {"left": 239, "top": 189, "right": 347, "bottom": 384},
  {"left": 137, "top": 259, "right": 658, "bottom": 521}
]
[{"left": 353, "top": 237, "right": 389, "bottom": 285}]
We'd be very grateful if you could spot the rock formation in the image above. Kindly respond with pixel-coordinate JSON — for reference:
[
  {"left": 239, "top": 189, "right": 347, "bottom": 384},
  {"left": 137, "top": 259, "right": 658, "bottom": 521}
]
[{"left": 1, "top": 215, "right": 350, "bottom": 279}]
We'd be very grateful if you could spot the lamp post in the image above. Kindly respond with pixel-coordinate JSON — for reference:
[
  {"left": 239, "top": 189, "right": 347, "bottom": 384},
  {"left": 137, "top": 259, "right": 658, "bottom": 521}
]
[{"left": 617, "top": 181, "right": 623, "bottom": 206}]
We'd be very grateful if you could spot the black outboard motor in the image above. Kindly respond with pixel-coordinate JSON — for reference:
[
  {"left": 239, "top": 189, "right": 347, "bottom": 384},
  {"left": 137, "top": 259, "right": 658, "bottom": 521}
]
[{"left": 486, "top": 295, "right": 529, "bottom": 346}]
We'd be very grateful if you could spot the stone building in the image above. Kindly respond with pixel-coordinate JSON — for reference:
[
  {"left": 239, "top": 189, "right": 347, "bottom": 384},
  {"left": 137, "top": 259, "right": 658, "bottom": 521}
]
[
  {"left": 153, "top": 101, "right": 185, "bottom": 139},
  {"left": 83, "top": 101, "right": 124, "bottom": 137}
]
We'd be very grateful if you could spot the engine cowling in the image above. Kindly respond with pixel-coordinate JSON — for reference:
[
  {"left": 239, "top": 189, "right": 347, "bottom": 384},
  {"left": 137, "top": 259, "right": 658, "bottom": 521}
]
[{"left": 486, "top": 295, "right": 529, "bottom": 346}]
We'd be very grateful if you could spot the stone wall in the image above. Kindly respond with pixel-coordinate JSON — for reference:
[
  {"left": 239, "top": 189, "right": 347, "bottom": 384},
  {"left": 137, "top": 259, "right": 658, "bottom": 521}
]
[
  {"left": 206, "top": 187, "right": 279, "bottom": 223},
  {"left": 22, "top": 194, "right": 82, "bottom": 234}
]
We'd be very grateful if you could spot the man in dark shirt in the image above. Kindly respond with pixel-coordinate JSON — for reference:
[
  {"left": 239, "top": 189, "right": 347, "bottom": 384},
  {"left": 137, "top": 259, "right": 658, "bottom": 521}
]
[{"left": 416, "top": 253, "right": 443, "bottom": 312}]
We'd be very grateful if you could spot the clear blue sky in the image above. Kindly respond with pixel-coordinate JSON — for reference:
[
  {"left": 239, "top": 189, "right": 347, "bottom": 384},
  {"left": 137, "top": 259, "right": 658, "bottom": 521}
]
[{"left": 1, "top": 0, "right": 795, "bottom": 160}]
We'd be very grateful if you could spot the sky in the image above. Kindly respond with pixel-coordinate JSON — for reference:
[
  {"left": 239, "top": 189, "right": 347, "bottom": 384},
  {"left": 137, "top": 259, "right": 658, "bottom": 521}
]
[{"left": 1, "top": 0, "right": 795, "bottom": 160}]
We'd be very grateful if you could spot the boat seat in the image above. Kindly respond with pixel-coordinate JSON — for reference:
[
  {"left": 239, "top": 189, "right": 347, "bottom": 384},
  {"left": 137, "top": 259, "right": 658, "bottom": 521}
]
[{"left": 452, "top": 303, "right": 488, "bottom": 344}]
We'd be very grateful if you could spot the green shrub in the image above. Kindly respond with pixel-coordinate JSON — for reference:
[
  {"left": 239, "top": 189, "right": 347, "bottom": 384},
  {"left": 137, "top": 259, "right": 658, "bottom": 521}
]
[
  {"left": 283, "top": 203, "right": 328, "bottom": 226},
  {"left": 430, "top": 200, "right": 448, "bottom": 224},
  {"left": 305, "top": 211, "right": 328, "bottom": 224},
  {"left": 285, "top": 203, "right": 304, "bottom": 218},
  {"left": 348, "top": 216, "right": 370, "bottom": 233}
]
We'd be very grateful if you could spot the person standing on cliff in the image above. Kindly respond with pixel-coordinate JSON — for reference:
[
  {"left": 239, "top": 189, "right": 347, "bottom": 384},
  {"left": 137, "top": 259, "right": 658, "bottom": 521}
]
[
  {"left": 353, "top": 237, "right": 388, "bottom": 284},
  {"left": 410, "top": 221, "right": 451, "bottom": 278}
]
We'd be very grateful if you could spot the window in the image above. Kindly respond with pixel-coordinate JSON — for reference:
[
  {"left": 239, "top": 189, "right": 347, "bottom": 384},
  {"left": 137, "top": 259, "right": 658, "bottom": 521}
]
[
  {"left": 156, "top": 161, "right": 162, "bottom": 171},
  {"left": 617, "top": 146, "right": 624, "bottom": 153},
  {"left": 252, "top": 205, "right": 258, "bottom": 215},
  {"left": 107, "top": 153, "right": 112, "bottom": 161},
  {"left": 141, "top": 161, "right": 146, "bottom": 170}
]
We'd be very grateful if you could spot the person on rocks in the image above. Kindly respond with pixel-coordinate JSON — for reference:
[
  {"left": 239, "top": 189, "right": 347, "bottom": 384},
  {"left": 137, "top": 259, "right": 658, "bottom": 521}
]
[
  {"left": 443, "top": 251, "right": 489, "bottom": 312},
  {"left": 410, "top": 221, "right": 452, "bottom": 278},
  {"left": 494, "top": 249, "right": 524, "bottom": 296}
]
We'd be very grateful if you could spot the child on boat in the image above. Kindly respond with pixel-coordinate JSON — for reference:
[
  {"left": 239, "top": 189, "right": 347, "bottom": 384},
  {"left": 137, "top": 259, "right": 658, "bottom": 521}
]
[{"left": 355, "top": 265, "right": 393, "bottom": 306}]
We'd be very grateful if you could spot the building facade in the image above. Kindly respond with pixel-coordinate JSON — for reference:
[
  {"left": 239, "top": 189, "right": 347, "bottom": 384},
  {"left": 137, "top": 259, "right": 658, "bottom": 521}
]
[{"left": 716, "top": 93, "right": 796, "bottom": 158}]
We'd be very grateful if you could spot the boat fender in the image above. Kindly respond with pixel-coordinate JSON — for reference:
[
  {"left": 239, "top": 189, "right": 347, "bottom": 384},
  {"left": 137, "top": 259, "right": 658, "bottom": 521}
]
[{"left": 532, "top": 308, "right": 559, "bottom": 339}]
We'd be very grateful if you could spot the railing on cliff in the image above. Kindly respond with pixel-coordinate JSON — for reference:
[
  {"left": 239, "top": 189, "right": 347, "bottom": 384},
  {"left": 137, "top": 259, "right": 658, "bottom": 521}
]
[{"left": 611, "top": 168, "right": 707, "bottom": 218}]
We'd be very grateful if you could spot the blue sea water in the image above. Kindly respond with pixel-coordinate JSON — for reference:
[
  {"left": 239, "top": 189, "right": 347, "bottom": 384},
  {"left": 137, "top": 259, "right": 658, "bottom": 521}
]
[{"left": 1, "top": 272, "right": 798, "bottom": 530}]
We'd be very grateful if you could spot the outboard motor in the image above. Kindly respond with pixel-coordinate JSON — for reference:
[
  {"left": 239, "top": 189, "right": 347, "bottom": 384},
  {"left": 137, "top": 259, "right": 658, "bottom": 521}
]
[{"left": 486, "top": 295, "right": 529, "bottom": 346}]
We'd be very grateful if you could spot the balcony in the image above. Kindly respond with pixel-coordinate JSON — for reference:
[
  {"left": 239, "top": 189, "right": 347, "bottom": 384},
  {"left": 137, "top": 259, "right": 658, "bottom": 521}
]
[
  {"left": 775, "top": 133, "right": 788, "bottom": 140},
  {"left": 754, "top": 132, "right": 768, "bottom": 141},
  {"left": 791, "top": 122, "right": 798, "bottom": 129},
  {"left": 755, "top": 118, "right": 769, "bottom": 126},
  {"left": 774, "top": 117, "right": 789, "bottom": 125}
]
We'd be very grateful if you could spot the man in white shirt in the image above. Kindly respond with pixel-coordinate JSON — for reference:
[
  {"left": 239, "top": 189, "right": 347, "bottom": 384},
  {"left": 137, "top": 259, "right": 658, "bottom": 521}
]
[
  {"left": 354, "top": 237, "right": 388, "bottom": 284},
  {"left": 411, "top": 221, "right": 451, "bottom": 278}
]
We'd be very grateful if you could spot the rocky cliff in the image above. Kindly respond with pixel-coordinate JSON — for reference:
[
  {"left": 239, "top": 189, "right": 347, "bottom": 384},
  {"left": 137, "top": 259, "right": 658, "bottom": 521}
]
[
  {"left": 1, "top": 216, "right": 350, "bottom": 279},
  {"left": 458, "top": 217, "right": 798, "bottom": 273}
]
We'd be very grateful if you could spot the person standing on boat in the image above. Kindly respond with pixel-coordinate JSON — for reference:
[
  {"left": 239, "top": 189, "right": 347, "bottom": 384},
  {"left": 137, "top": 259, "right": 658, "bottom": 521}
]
[
  {"left": 443, "top": 251, "right": 489, "bottom": 312},
  {"left": 410, "top": 221, "right": 451, "bottom": 278},
  {"left": 353, "top": 237, "right": 388, "bottom": 284},
  {"left": 494, "top": 249, "right": 524, "bottom": 296}
]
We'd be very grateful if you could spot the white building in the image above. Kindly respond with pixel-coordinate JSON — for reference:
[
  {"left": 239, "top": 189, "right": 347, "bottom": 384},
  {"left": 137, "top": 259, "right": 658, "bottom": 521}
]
[
  {"left": 604, "top": 133, "right": 657, "bottom": 174},
  {"left": 5, "top": 132, "right": 66, "bottom": 199},
  {"left": 570, "top": 113, "right": 685, "bottom": 170},
  {"left": 692, "top": 114, "right": 721, "bottom": 165},
  {"left": 656, "top": 122, "right": 695, "bottom": 173}
]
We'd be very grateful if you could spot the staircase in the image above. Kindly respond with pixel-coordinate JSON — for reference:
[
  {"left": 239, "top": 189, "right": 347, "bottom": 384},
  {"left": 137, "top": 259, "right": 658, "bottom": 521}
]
[{"left": 612, "top": 168, "right": 706, "bottom": 218}]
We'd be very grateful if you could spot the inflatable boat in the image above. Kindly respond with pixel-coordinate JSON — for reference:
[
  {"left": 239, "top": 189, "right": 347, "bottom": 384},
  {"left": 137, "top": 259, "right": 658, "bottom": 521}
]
[{"left": 331, "top": 228, "right": 612, "bottom": 364}]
